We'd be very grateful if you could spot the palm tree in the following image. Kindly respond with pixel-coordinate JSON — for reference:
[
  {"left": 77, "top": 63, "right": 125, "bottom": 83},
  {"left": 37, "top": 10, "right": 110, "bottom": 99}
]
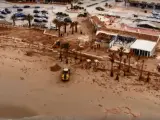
[
  {"left": 124, "top": 0, "right": 127, "bottom": 6},
  {"left": 59, "top": 49, "right": 63, "bottom": 62},
  {"left": 57, "top": 21, "right": 63, "bottom": 37},
  {"left": 109, "top": 53, "right": 115, "bottom": 77},
  {"left": 118, "top": 47, "right": 124, "bottom": 69},
  {"left": 71, "top": 2, "right": 73, "bottom": 9},
  {"left": 115, "top": 72, "right": 119, "bottom": 81},
  {"left": 123, "top": 58, "right": 126, "bottom": 76},
  {"left": 74, "top": 21, "right": 78, "bottom": 33},
  {"left": 25, "top": 14, "right": 33, "bottom": 28},
  {"left": 61, "top": 42, "right": 70, "bottom": 64},
  {"left": 63, "top": 22, "right": 68, "bottom": 33},
  {"left": 127, "top": 51, "right": 132, "bottom": 72},
  {"left": 74, "top": 52, "right": 78, "bottom": 63},
  {"left": 139, "top": 60, "right": 144, "bottom": 80},
  {"left": 52, "top": 19, "right": 59, "bottom": 30},
  {"left": 70, "top": 22, "right": 75, "bottom": 34},
  {"left": 146, "top": 72, "right": 150, "bottom": 83},
  {"left": 11, "top": 14, "right": 16, "bottom": 26}
]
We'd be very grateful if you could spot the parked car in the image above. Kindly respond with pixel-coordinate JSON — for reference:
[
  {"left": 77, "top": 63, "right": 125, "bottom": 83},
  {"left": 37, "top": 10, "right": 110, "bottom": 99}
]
[
  {"left": 95, "top": 7, "right": 105, "bottom": 11},
  {"left": 50, "top": 26, "right": 58, "bottom": 30},
  {"left": 34, "top": 18, "right": 42, "bottom": 22},
  {"left": 1, "top": 10, "right": 7, "bottom": 15},
  {"left": 42, "top": 19, "right": 48, "bottom": 22},
  {"left": 42, "top": 15, "right": 48, "bottom": 19},
  {"left": 13, "top": 5, "right": 19, "bottom": 8},
  {"left": 15, "top": 13, "right": 26, "bottom": 17},
  {"left": 41, "top": 10, "right": 48, "bottom": 14},
  {"left": 33, "top": 9, "right": 40, "bottom": 13},
  {"left": 24, "top": 5, "right": 30, "bottom": 8},
  {"left": 34, "top": 14, "right": 41, "bottom": 18},
  {"left": 35, "top": 6, "right": 40, "bottom": 9},
  {"left": 156, "top": 15, "right": 160, "bottom": 19},
  {"left": 17, "top": 8, "right": 23, "bottom": 12},
  {"left": 5, "top": 8, "right": 11, "bottom": 14},
  {"left": 0, "top": 15, "right": 5, "bottom": 19},
  {"left": 77, "top": 13, "right": 87, "bottom": 17},
  {"left": 64, "top": 17, "right": 72, "bottom": 23}
]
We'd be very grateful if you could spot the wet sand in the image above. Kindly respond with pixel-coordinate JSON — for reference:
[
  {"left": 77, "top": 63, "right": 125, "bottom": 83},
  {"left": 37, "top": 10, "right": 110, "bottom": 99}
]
[{"left": 0, "top": 104, "right": 37, "bottom": 119}]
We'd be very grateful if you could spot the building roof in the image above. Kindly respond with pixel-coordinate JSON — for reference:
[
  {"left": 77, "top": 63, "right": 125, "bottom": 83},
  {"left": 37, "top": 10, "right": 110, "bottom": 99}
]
[
  {"left": 137, "top": 21, "right": 156, "bottom": 27},
  {"left": 89, "top": 15, "right": 160, "bottom": 41},
  {"left": 130, "top": 39, "right": 157, "bottom": 52},
  {"left": 96, "top": 30, "right": 118, "bottom": 36},
  {"left": 138, "top": 21, "right": 160, "bottom": 29},
  {"left": 128, "top": 0, "right": 160, "bottom": 4},
  {"left": 90, "top": 15, "right": 105, "bottom": 28}
]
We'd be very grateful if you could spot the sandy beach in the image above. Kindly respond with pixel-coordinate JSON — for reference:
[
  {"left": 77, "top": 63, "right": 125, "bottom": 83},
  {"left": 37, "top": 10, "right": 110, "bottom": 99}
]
[
  {"left": 0, "top": 0, "right": 160, "bottom": 119},
  {"left": 0, "top": 34, "right": 160, "bottom": 119}
]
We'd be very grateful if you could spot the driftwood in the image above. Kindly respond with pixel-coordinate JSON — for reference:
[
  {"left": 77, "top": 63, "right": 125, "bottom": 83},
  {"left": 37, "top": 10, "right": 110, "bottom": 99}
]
[{"left": 104, "top": 107, "right": 141, "bottom": 119}]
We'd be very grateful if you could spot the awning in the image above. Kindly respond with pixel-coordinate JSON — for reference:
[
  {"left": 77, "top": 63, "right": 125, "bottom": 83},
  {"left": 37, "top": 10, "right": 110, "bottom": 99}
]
[
  {"left": 130, "top": 39, "right": 156, "bottom": 52},
  {"left": 96, "top": 30, "right": 118, "bottom": 36}
]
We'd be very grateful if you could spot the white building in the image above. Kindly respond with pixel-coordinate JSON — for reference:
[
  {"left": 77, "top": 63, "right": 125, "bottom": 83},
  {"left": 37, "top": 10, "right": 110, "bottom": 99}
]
[{"left": 130, "top": 39, "right": 157, "bottom": 57}]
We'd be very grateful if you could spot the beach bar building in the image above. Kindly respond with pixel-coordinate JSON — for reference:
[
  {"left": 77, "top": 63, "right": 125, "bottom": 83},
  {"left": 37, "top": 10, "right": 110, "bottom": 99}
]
[{"left": 130, "top": 39, "right": 157, "bottom": 57}]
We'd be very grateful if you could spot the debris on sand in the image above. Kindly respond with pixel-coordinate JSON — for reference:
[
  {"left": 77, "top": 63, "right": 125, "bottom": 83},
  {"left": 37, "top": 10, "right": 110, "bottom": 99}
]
[
  {"left": 20, "top": 77, "right": 24, "bottom": 80},
  {"left": 50, "top": 63, "right": 61, "bottom": 72},
  {"left": 104, "top": 107, "right": 141, "bottom": 118},
  {"left": 25, "top": 51, "right": 34, "bottom": 57},
  {"left": 98, "top": 104, "right": 103, "bottom": 107}
]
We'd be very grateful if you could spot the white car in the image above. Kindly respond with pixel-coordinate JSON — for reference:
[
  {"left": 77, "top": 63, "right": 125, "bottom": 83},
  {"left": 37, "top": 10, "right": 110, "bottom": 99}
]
[
  {"left": 156, "top": 16, "right": 160, "bottom": 19},
  {"left": 50, "top": 25, "right": 58, "bottom": 30}
]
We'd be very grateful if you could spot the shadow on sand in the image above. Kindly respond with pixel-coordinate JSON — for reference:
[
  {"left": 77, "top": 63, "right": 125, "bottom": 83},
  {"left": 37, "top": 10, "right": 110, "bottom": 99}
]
[{"left": 0, "top": 104, "right": 37, "bottom": 119}]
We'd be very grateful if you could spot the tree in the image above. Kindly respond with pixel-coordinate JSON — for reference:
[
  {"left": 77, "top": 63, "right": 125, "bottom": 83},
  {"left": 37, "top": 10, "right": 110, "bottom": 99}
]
[
  {"left": 59, "top": 49, "right": 63, "bottom": 62},
  {"left": 74, "top": 21, "right": 78, "bottom": 32},
  {"left": 118, "top": 47, "right": 124, "bottom": 69},
  {"left": 139, "top": 60, "right": 145, "bottom": 80},
  {"left": 71, "top": 2, "right": 73, "bottom": 9},
  {"left": 61, "top": 42, "right": 70, "bottom": 64},
  {"left": 70, "top": 22, "right": 75, "bottom": 34},
  {"left": 25, "top": 14, "right": 33, "bottom": 28},
  {"left": 123, "top": 58, "right": 126, "bottom": 76},
  {"left": 127, "top": 51, "right": 133, "bottom": 72},
  {"left": 76, "top": 44, "right": 83, "bottom": 62},
  {"left": 52, "top": 19, "right": 59, "bottom": 30},
  {"left": 11, "top": 14, "right": 16, "bottom": 26},
  {"left": 63, "top": 22, "right": 69, "bottom": 33},
  {"left": 115, "top": 72, "right": 119, "bottom": 81},
  {"left": 124, "top": 0, "right": 127, "bottom": 6},
  {"left": 58, "top": 21, "right": 63, "bottom": 37},
  {"left": 52, "top": 20, "right": 63, "bottom": 37},
  {"left": 146, "top": 72, "right": 150, "bottom": 83},
  {"left": 109, "top": 53, "right": 115, "bottom": 77}
]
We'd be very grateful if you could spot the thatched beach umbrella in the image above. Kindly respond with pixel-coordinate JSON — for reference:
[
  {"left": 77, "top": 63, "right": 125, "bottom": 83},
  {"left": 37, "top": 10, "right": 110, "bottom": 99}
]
[
  {"left": 87, "top": 59, "right": 91, "bottom": 63},
  {"left": 94, "top": 59, "right": 99, "bottom": 67},
  {"left": 86, "top": 59, "right": 91, "bottom": 69}
]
